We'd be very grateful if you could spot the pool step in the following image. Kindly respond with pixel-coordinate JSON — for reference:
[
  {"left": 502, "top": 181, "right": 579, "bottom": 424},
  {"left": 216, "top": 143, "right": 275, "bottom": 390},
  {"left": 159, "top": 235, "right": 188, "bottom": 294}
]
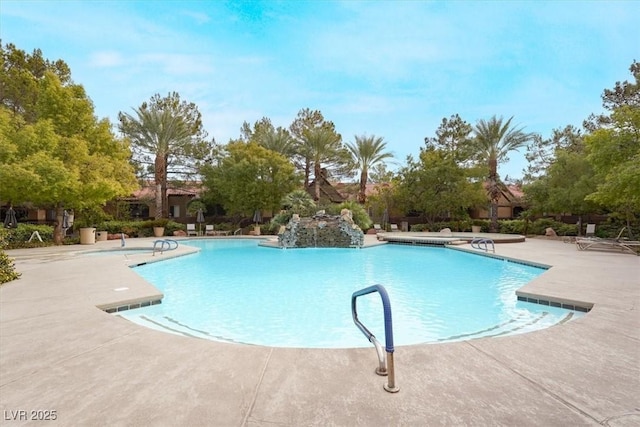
[
  {"left": 119, "top": 314, "right": 241, "bottom": 343},
  {"left": 438, "top": 311, "right": 574, "bottom": 343},
  {"left": 121, "top": 310, "right": 576, "bottom": 346}
]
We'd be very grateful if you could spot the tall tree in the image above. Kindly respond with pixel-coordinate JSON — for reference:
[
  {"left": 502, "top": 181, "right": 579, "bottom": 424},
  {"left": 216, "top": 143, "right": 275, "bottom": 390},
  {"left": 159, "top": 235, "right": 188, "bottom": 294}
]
[
  {"left": 585, "top": 105, "right": 640, "bottom": 227},
  {"left": 201, "top": 141, "right": 300, "bottom": 217},
  {"left": 396, "top": 149, "right": 484, "bottom": 225},
  {"left": 241, "top": 117, "right": 296, "bottom": 157},
  {"left": 289, "top": 108, "right": 347, "bottom": 187},
  {"left": 0, "top": 43, "right": 137, "bottom": 244},
  {"left": 472, "top": 116, "right": 535, "bottom": 231},
  {"left": 303, "top": 126, "right": 349, "bottom": 201},
  {"left": 0, "top": 73, "right": 137, "bottom": 244},
  {"left": 0, "top": 42, "right": 71, "bottom": 122},
  {"left": 345, "top": 134, "right": 393, "bottom": 204},
  {"left": 118, "top": 92, "right": 214, "bottom": 219},
  {"left": 583, "top": 61, "right": 640, "bottom": 231},
  {"left": 368, "top": 163, "right": 395, "bottom": 184},
  {"left": 524, "top": 125, "right": 584, "bottom": 182},
  {"left": 584, "top": 60, "right": 640, "bottom": 131},
  {"left": 424, "top": 114, "right": 475, "bottom": 166},
  {"left": 524, "top": 149, "right": 598, "bottom": 224}
]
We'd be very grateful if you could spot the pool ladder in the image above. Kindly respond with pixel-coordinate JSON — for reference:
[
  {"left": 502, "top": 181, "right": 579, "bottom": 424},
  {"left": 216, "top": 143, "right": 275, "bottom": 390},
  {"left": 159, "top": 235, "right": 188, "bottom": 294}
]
[
  {"left": 351, "top": 284, "right": 399, "bottom": 393},
  {"left": 471, "top": 237, "right": 495, "bottom": 253},
  {"left": 153, "top": 239, "right": 179, "bottom": 255}
]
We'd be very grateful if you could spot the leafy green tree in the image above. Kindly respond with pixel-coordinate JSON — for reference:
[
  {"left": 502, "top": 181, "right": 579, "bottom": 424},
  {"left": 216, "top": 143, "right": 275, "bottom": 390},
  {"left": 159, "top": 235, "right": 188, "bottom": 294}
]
[
  {"left": 0, "top": 72, "right": 137, "bottom": 243},
  {"left": 584, "top": 61, "right": 640, "bottom": 131},
  {"left": 524, "top": 125, "right": 584, "bottom": 182},
  {"left": 368, "top": 163, "right": 395, "bottom": 184},
  {"left": 395, "top": 149, "right": 484, "bottom": 225},
  {"left": 472, "top": 115, "right": 535, "bottom": 231},
  {"left": 0, "top": 42, "right": 71, "bottom": 122},
  {"left": 585, "top": 105, "right": 640, "bottom": 225},
  {"left": 524, "top": 149, "right": 598, "bottom": 223},
  {"left": 424, "top": 114, "right": 475, "bottom": 166},
  {"left": 345, "top": 134, "right": 394, "bottom": 204},
  {"left": 289, "top": 108, "right": 325, "bottom": 186},
  {"left": 201, "top": 141, "right": 300, "bottom": 218},
  {"left": 118, "top": 92, "right": 214, "bottom": 219},
  {"left": 581, "top": 61, "right": 640, "bottom": 231}
]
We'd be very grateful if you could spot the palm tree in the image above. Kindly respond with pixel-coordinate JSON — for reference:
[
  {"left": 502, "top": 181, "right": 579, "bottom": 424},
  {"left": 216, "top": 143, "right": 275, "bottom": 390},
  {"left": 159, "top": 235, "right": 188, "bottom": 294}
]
[
  {"left": 258, "top": 127, "right": 296, "bottom": 157},
  {"left": 302, "top": 127, "right": 345, "bottom": 201},
  {"left": 118, "top": 106, "right": 192, "bottom": 219},
  {"left": 281, "top": 189, "right": 316, "bottom": 216},
  {"left": 473, "top": 116, "right": 534, "bottom": 232},
  {"left": 346, "top": 135, "right": 394, "bottom": 204}
]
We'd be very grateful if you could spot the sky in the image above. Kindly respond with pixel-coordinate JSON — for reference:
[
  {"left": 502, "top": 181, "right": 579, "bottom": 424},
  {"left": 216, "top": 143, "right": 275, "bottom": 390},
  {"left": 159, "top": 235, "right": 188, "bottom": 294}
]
[{"left": 1, "top": 0, "right": 638, "bottom": 180}]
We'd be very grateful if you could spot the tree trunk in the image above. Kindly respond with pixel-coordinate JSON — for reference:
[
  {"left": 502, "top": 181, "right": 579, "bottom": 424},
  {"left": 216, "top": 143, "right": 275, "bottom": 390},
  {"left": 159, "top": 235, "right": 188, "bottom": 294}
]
[
  {"left": 314, "top": 162, "right": 321, "bottom": 201},
  {"left": 304, "top": 159, "right": 311, "bottom": 188},
  {"left": 155, "top": 183, "right": 163, "bottom": 220},
  {"left": 489, "top": 158, "right": 499, "bottom": 233},
  {"left": 53, "top": 204, "right": 64, "bottom": 245},
  {"left": 155, "top": 154, "right": 167, "bottom": 219},
  {"left": 358, "top": 169, "right": 367, "bottom": 204}
]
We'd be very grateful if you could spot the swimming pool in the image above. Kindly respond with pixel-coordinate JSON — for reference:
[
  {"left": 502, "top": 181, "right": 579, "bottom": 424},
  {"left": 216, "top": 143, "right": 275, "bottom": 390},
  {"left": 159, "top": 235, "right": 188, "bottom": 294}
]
[{"left": 120, "top": 239, "right": 583, "bottom": 348}]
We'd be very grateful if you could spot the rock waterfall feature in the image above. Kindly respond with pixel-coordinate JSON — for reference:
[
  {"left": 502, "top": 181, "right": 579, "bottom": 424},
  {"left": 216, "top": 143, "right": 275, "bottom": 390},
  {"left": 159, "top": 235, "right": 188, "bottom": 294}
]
[{"left": 278, "top": 210, "right": 364, "bottom": 248}]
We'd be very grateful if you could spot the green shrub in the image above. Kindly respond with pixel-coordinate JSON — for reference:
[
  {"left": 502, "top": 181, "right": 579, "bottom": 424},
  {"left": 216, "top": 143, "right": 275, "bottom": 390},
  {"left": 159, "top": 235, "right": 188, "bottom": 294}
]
[
  {"left": 0, "top": 251, "right": 20, "bottom": 284},
  {"left": 326, "top": 201, "right": 373, "bottom": 231},
  {"left": 269, "top": 211, "right": 293, "bottom": 233},
  {"left": 410, "top": 224, "right": 429, "bottom": 232},
  {"left": 92, "top": 219, "right": 183, "bottom": 238},
  {"left": 498, "top": 220, "right": 525, "bottom": 235},
  {"left": 528, "top": 218, "right": 565, "bottom": 235},
  {"left": 2, "top": 224, "right": 54, "bottom": 249},
  {"left": 0, "top": 232, "right": 20, "bottom": 284},
  {"left": 213, "top": 222, "right": 234, "bottom": 232}
]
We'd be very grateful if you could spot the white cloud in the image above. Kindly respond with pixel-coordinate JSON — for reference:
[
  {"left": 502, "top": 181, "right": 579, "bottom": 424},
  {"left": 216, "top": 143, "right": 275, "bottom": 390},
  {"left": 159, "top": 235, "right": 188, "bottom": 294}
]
[{"left": 88, "top": 51, "right": 125, "bottom": 68}]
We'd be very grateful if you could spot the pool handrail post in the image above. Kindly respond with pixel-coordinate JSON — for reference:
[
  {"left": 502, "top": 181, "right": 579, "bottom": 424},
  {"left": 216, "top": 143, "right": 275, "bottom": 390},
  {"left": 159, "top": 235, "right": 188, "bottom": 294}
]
[
  {"left": 152, "top": 239, "right": 178, "bottom": 256},
  {"left": 351, "top": 284, "right": 399, "bottom": 393}
]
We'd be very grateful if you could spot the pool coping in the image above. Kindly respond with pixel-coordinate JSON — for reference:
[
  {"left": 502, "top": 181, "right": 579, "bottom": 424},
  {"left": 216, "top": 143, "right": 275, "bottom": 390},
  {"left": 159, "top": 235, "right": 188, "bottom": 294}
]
[{"left": 1, "top": 235, "right": 639, "bottom": 425}]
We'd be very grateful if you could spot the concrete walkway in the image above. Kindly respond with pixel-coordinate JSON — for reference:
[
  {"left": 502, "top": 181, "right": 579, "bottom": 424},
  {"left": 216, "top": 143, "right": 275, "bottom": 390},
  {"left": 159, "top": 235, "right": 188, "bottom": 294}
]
[{"left": 1, "top": 236, "right": 639, "bottom": 426}]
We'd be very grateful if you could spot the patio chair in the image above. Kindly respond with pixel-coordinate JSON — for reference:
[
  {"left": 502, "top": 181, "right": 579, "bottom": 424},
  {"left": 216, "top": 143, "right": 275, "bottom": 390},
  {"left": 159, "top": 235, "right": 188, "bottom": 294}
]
[
  {"left": 576, "top": 227, "right": 640, "bottom": 256},
  {"left": 186, "top": 223, "right": 198, "bottom": 236},
  {"left": 205, "top": 224, "right": 215, "bottom": 236}
]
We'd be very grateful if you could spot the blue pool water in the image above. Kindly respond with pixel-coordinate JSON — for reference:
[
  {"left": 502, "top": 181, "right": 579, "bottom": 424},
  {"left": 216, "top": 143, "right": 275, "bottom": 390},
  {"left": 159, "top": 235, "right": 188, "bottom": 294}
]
[{"left": 120, "top": 239, "right": 582, "bottom": 348}]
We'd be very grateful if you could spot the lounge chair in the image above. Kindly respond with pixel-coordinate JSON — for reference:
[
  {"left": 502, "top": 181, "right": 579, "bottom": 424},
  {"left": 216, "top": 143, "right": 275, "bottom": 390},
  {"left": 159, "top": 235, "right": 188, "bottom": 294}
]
[
  {"left": 205, "top": 224, "right": 215, "bottom": 236},
  {"left": 373, "top": 224, "right": 383, "bottom": 232},
  {"left": 576, "top": 227, "right": 640, "bottom": 256},
  {"left": 390, "top": 224, "right": 399, "bottom": 232},
  {"left": 186, "top": 223, "right": 198, "bottom": 236}
]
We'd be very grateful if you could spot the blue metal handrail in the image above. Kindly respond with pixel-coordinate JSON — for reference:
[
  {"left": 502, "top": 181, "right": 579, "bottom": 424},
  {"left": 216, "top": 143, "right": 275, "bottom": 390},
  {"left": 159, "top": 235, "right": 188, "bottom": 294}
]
[{"left": 351, "top": 284, "right": 399, "bottom": 393}]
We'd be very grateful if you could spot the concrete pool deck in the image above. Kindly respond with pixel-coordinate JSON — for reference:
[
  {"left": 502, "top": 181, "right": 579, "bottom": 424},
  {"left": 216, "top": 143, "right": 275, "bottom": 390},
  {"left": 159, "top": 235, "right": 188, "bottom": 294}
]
[{"left": 0, "top": 235, "right": 638, "bottom": 426}]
